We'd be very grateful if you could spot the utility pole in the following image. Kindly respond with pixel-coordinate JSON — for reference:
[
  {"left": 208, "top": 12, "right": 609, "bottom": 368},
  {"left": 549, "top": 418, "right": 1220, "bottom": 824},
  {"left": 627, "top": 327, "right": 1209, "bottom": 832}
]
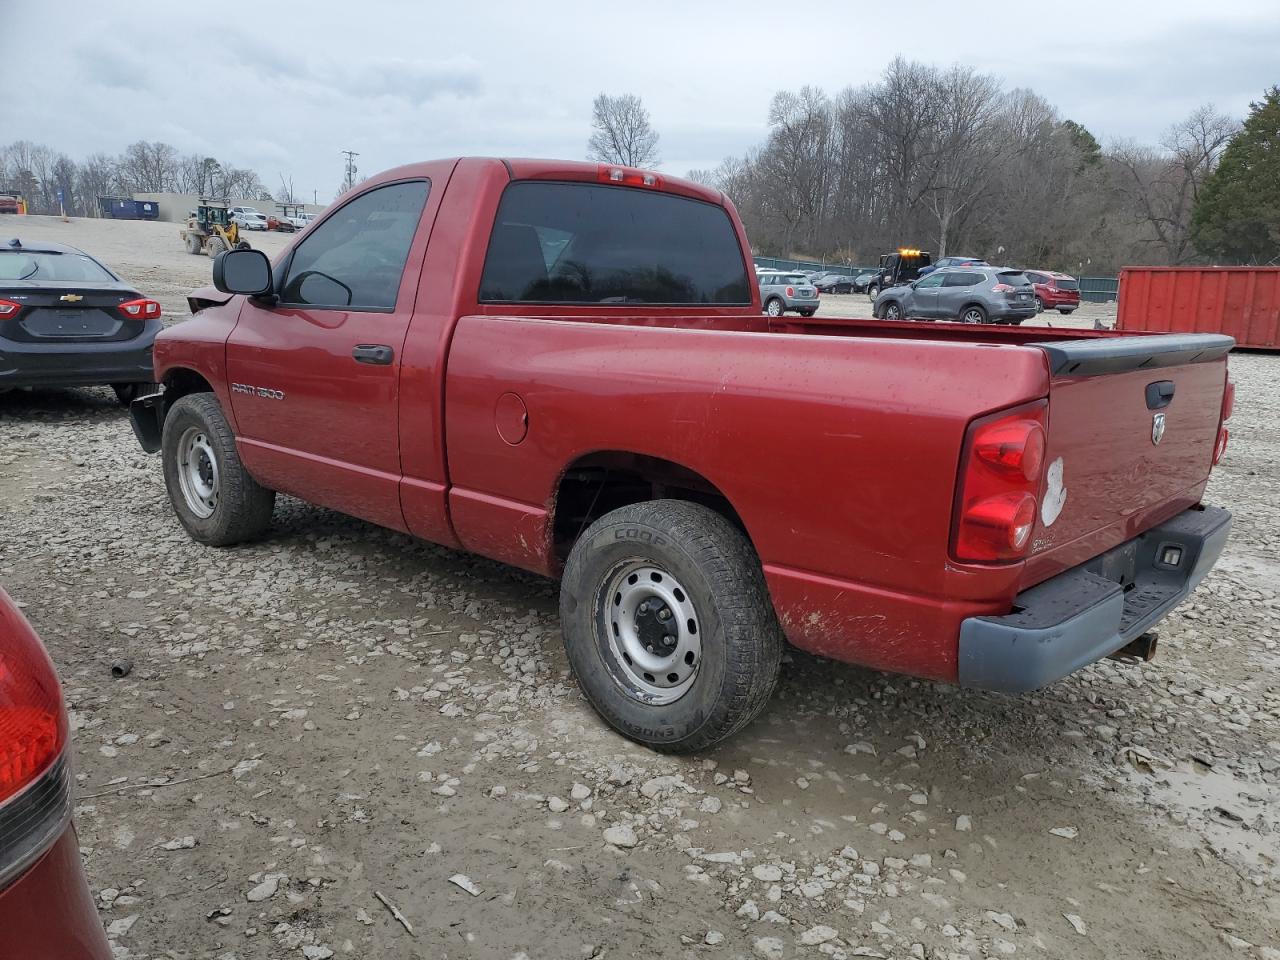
[{"left": 341, "top": 150, "right": 360, "bottom": 193}]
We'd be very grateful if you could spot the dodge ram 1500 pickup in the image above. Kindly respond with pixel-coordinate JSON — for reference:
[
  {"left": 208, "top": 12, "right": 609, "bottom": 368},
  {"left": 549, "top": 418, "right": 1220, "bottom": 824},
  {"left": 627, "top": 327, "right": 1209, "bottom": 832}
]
[{"left": 130, "top": 157, "right": 1235, "bottom": 751}]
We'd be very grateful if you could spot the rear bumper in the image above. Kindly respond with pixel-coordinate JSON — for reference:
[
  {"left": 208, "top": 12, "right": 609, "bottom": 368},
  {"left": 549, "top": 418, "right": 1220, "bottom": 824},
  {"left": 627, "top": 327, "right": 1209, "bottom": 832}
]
[
  {"left": 0, "top": 320, "right": 162, "bottom": 389},
  {"left": 0, "top": 828, "right": 111, "bottom": 959},
  {"left": 958, "top": 504, "right": 1231, "bottom": 693}
]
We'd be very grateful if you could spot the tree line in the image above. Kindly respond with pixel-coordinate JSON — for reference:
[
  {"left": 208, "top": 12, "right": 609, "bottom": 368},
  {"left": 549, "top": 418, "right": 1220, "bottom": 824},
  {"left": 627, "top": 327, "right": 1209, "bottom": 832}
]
[
  {"left": 677, "top": 63, "right": 1277, "bottom": 273},
  {"left": 0, "top": 140, "right": 280, "bottom": 217}
]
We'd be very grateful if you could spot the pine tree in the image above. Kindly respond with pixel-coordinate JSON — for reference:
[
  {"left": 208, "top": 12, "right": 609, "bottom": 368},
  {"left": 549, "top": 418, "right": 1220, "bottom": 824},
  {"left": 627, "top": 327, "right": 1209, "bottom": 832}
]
[{"left": 1191, "top": 87, "right": 1280, "bottom": 264}]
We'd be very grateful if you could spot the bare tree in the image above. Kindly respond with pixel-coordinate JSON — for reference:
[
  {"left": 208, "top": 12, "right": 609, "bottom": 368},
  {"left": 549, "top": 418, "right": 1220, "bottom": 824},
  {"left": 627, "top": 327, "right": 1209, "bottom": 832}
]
[
  {"left": 118, "top": 141, "right": 179, "bottom": 192},
  {"left": 587, "top": 93, "right": 660, "bottom": 167},
  {"left": 277, "top": 173, "right": 298, "bottom": 204}
]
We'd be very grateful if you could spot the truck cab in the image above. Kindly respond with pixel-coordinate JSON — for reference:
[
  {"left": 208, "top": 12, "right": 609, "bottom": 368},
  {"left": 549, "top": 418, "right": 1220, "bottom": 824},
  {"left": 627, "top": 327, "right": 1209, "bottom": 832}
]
[{"left": 867, "top": 248, "right": 932, "bottom": 299}]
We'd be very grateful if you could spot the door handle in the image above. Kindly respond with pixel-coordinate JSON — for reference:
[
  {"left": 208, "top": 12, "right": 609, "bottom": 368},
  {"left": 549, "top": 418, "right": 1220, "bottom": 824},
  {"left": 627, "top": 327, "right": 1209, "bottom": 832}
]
[{"left": 352, "top": 344, "right": 394, "bottom": 365}]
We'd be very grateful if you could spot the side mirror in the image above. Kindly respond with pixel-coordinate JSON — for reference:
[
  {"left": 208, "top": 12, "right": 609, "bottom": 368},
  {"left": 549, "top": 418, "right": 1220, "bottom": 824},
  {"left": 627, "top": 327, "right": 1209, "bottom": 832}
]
[{"left": 213, "top": 248, "right": 273, "bottom": 297}]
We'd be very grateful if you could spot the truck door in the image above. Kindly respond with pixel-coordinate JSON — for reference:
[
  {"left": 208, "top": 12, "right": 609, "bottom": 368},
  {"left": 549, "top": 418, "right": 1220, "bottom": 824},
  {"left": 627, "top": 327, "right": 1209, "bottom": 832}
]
[{"left": 225, "top": 179, "right": 434, "bottom": 532}]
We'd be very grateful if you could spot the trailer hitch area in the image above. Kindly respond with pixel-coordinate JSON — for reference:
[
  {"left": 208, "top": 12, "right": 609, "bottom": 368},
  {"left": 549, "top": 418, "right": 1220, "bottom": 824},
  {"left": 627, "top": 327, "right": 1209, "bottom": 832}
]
[{"left": 1108, "top": 632, "right": 1159, "bottom": 664}]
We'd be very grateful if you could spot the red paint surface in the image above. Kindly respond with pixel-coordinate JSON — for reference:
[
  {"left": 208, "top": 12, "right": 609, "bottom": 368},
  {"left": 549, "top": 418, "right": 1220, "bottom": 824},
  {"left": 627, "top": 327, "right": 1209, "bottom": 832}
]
[
  {"left": 149, "top": 157, "right": 1230, "bottom": 685},
  {"left": 0, "top": 829, "right": 110, "bottom": 960},
  {"left": 1117, "top": 266, "right": 1280, "bottom": 349}
]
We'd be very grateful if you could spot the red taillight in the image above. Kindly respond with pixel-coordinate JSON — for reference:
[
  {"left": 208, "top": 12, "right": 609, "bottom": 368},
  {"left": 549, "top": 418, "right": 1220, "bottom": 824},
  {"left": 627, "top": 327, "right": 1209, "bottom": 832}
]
[
  {"left": 786, "top": 286, "right": 795, "bottom": 297},
  {"left": 0, "top": 298, "right": 20, "bottom": 318},
  {"left": 0, "top": 589, "right": 67, "bottom": 807},
  {"left": 118, "top": 298, "right": 162, "bottom": 320},
  {"left": 597, "top": 164, "right": 661, "bottom": 188},
  {"left": 953, "top": 402, "right": 1049, "bottom": 563},
  {"left": 1213, "top": 378, "right": 1234, "bottom": 466},
  {"left": 991, "top": 283, "right": 1015, "bottom": 293}
]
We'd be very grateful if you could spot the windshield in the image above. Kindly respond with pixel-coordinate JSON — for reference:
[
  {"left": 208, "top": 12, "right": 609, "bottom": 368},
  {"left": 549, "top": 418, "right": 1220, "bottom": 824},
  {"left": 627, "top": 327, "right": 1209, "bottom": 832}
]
[{"left": 0, "top": 251, "right": 115, "bottom": 282}]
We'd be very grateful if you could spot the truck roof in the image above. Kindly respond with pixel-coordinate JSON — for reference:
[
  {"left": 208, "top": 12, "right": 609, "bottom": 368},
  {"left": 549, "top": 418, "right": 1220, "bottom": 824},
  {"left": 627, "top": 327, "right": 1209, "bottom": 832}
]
[{"left": 362, "top": 157, "right": 726, "bottom": 207}]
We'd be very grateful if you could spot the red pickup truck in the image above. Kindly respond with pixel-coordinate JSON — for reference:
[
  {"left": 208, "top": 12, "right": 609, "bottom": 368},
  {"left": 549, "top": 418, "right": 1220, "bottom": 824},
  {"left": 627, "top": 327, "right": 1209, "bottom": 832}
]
[{"left": 129, "top": 158, "right": 1235, "bottom": 751}]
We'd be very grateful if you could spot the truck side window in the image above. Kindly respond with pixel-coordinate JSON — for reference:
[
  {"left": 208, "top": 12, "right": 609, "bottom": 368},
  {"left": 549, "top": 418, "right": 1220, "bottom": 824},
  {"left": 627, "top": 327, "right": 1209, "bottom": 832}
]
[
  {"left": 479, "top": 182, "right": 750, "bottom": 305},
  {"left": 279, "top": 180, "right": 430, "bottom": 310}
]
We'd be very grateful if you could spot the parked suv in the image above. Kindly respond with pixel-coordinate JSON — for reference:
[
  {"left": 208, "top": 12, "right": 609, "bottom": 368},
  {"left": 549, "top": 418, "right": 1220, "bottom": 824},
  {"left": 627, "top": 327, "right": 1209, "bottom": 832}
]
[
  {"left": 873, "top": 266, "right": 1038, "bottom": 324},
  {"left": 1025, "top": 270, "right": 1081, "bottom": 315},
  {"left": 918, "top": 256, "right": 988, "bottom": 277},
  {"left": 758, "top": 272, "right": 819, "bottom": 317}
]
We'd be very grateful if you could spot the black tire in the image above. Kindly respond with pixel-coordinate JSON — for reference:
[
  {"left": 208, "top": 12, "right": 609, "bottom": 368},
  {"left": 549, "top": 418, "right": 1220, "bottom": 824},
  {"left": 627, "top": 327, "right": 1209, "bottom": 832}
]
[
  {"left": 764, "top": 297, "right": 784, "bottom": 318},
  {"left": 160, "top": 393, "right": 275, "bottom": 546},
  {"left": 112, "top": 382, "right": 161, "bottom": 406},
  {"left": 206, "top": 236, "right": 226, "bottom": 258},
  {"left": 799, "top": 309, "right": 816, "bottom": 318},
  {"left": 1034, "top": 296, "right": 1044, "bottom": 313},
  {"left": 559, "top": 500, "right": 784, "bottom": 753},
  {"left": 184, "top": 234, "right": 201, "bottom": 256},
  {"left": 881, "top": 301, "right": 902, "bottom": 321},
  {"left": 867, "top": 285, "right": 879, "bottom": 301},
  {"left": 1058, "top": 308, "right": 1074, "bottom": 315},
  {"left": 959, "top": 304, "right": 987, "bottom": 324}
]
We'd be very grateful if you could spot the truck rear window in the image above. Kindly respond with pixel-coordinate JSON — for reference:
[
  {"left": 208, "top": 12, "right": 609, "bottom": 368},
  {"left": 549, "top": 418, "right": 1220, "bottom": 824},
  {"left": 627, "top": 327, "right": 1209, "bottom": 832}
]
[{"left": 479, "top": 182, "right": 750, "bottom": 305}]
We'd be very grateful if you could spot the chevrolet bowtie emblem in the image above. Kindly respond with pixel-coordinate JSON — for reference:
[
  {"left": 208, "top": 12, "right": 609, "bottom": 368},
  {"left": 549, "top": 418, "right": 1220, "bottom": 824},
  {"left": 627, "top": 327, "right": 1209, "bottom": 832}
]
[{"left": 59, "top": 294, "right": 83, "bottom": 302}]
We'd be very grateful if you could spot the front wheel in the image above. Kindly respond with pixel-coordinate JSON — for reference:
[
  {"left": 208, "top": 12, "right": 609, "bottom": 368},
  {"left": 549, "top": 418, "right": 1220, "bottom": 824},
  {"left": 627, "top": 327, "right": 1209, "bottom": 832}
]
[
  {"left": 881, "top": 301, "right": 902, "bottom": 321},
  {"left": 867, "top": 285, "right": 879, "bottom": 301},
  {"left": 559, "top": 500, "right": 783, "bottom": 753},
  {"left": 764, "top": 298, "right": 784, "bottom": 317},
  {"left": 960, "top": 305, "right": 988, "bottom": 324},
  {"left": 205, "top": 236, "right": 225, "bottom": 258},
  {"left": 161, "top": 393, "right": 275, "bottom": 546}
]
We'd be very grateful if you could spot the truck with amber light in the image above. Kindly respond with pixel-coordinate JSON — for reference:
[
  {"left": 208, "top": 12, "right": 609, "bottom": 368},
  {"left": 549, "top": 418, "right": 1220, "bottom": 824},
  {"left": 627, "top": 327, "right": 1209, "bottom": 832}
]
[{"left": 128, "top": 157, "right": 1235, "bottom": 751}]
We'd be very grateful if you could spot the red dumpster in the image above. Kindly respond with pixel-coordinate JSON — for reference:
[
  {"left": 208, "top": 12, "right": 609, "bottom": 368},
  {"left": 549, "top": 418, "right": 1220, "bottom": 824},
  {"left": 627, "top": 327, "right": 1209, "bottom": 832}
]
[{"left": 1116, "top": 267, "right": 1280, "bottom": 349}]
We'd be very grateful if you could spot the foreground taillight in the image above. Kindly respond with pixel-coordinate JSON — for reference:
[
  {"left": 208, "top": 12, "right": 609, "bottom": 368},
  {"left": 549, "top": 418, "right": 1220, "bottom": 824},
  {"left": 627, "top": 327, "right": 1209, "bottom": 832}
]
[
  {"left": 0, "top": 590, "right": 67, "bottom": 807},
  {"left": 0, "top": 299, "right": 20, "bottom": 318},
  {"left": 118, "top": 298, "right": 162, "bottom": 320},
  {"left": 953, "top": 401, "right": 1048, "bottom": 563},
  {"left": 1213, "top": 378, "right": 1234, "bottom": 466}
]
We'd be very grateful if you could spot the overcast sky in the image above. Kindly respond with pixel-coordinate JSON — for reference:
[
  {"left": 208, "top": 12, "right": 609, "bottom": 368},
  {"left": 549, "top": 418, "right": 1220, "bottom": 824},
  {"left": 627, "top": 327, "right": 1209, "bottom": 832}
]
[{"left": 11, "top": 0, "right": 1278, "bottom": 202}]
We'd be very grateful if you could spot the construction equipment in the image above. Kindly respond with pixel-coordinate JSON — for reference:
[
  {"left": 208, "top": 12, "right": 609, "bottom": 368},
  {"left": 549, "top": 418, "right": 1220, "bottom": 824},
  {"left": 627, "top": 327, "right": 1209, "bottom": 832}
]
[
  {"left": 866, "top": 248, "right": 932, "bottom": 300},
  {"left": 180, "top": 199, "right": 249, "bottom": 257}
]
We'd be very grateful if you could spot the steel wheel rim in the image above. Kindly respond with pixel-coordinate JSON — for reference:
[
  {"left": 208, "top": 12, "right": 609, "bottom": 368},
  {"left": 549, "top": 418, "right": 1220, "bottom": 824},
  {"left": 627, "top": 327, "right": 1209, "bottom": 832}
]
[
  {"left": 596, "top": 559, "right": 702, "bottom": 705},
  {"left": 177, "top": 426, "right": 219, "bottom": 519}
]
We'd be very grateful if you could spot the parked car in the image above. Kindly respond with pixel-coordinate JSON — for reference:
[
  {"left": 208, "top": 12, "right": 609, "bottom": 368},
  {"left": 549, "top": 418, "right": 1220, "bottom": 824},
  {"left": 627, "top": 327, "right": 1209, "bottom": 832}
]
[
  {"left": 758, "top": 272, "right": 819, "bottom": 317},
  {"left": 129, "top": 157, "right": 1234, "bottom": 753},
  {"left": 813, "top": 273, "right": 854, "bottom": 293},
  {"left": 918, "top": 256, "right": 988, "bottom": 277},
  {"left": 231, "top": 212, "right": 269, "bottom": 232},
  {"left": 853, "top": 272, "right": 875, "bottom": 293},
  {"left": 874, "top": 266, "right": 1038, "bottom": 325},
  {"left": 265, "top": 215, "right": 296, "bottom": 233},
  {"left": 0, "top": 586, "right": 112, "bottom": 959},
  {"left": 0, "top": 238, "right": 162, "bottom": 403},
  {"left": 1025, "top": 270, "right": 1081, "bottom": 314}
]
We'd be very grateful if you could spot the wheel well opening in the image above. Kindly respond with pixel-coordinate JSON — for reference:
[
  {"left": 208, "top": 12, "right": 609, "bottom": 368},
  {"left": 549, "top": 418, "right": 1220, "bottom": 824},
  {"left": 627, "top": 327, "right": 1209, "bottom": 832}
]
[
  {"left": 164, "top": 368, "right": 213, "bottom": 400},
  {"left": 552, "top": 452, "right": 745, "bottom": 562}
]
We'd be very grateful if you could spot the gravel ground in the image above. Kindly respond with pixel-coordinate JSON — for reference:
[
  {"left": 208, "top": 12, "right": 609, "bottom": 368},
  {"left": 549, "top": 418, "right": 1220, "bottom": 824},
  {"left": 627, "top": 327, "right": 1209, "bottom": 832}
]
[{"left": 1, "top": 217, "right": 1278, "bottom": 960}]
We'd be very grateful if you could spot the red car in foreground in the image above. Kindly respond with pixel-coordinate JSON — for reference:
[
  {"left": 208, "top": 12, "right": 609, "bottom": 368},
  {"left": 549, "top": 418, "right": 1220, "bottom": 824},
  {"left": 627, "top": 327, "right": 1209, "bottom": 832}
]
[
  {"left": 1026, "top": 270, "right": 1082, "bottom": 314},
  {"left": 0, "top": 587, "right": 110, "bottom": 959}
]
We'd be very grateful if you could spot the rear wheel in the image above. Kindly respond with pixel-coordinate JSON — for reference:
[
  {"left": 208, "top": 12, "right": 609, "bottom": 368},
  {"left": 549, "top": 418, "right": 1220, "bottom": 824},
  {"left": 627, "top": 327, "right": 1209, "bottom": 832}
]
[
  {"left": 184, "top": 234, "right": 201, "bottom": 255},
  {"left": 559, "top": 500, "right": 783, "bottom": 753},
  {"left": 799, "top": 309, "right": 816, "bottom": 317},
  {"left": 161, "top": 394, "right": 275, "bottom": 546},
  {"left": 1058, "top": 308, "right": 1075, "bottom": 315},
  {"left": 1034, "top": 296, "right": 1044, "bottom": 313},
  {"left": 960, "top": 304, "right": 987, "bottom": 324},
  {"left": 764, "top": 297, "right": 784, "bottom": 317}
]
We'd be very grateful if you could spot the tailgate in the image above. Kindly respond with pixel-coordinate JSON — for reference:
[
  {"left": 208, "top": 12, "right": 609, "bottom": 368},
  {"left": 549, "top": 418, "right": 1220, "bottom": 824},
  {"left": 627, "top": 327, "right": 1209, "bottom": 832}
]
[{"left": 1021, "top": 333, "right": 1233, "bottom": 586}]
